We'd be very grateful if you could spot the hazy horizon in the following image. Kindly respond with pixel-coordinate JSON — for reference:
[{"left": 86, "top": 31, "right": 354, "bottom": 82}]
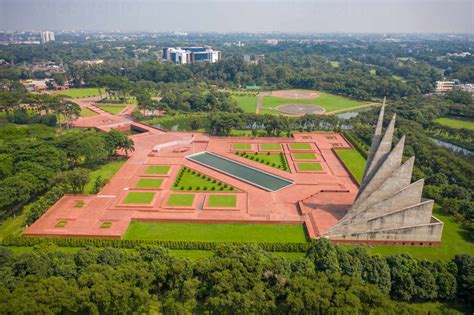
[{"left": 1, "top": 0, "right": 473, "bottom": 34}]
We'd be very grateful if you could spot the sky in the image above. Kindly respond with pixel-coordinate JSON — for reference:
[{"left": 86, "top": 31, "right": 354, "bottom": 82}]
[{"left": 1, "top": 0, "right": 472, "bottom": 33}]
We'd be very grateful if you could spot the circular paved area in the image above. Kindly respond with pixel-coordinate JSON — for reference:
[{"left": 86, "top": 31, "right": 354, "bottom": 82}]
[
  {"left": 272, "top": 90, "right": 321, "bottom": 99},
  {"left": 276, "top": 104, "right": 325, "bottom": 115}
]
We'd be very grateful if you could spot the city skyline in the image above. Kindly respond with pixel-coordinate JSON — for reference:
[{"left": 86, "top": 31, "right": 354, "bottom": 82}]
[{"left": 1, "top": 0, "right": 472, "bottom": 34}]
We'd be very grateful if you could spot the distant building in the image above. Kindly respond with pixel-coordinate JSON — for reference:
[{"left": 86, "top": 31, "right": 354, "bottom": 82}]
[
  {"left": 266, "top": 39, "right": 278, "bottom": 45},
  {"left": 162, "top": 47, "right": 221, "bottom": 64},
  {"left": 40, "top": 31, "right": 55, "bottom": 44},
  {"left": 455, "top": 83, "right": 474, "bottom": 96},
  {"left": 244, "top": 54, "right": 265, "bottom": 64},
  {"left": 20, "top": 79, "right": 48, "bottom": 92},
  {"left": 435, "top": 81, "right": 455, "bottom": 94},
  {"left": 75, "top": 59, "right": 105, "bottom": 66}
]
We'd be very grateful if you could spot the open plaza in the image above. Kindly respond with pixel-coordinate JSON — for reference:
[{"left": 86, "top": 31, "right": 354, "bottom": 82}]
[{"left": 24, "top": 126, "right": 359, "bottom": 240}]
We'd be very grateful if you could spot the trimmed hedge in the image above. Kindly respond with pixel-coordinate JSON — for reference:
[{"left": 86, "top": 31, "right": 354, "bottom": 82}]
[
  {"left": 1, "top": 236, "right": 309, "bottom": 253},
  {"left": 342, "top": 131, "right": 369, "bottom": 159}
]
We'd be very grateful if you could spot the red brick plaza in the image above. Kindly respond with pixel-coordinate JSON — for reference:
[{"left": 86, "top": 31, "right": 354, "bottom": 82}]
[{"left": 25, "top": 128, "right": 359, "bottom": 239}]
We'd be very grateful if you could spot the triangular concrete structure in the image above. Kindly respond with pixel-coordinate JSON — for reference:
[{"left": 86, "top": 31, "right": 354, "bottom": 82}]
[{"left": 325, "top": 104, "right": 443, "bottom": 243}]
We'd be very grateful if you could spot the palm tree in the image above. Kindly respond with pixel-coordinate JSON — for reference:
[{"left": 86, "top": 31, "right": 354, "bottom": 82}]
[{"left": 121, "top": 138, "right": 135, "bottom": 157}]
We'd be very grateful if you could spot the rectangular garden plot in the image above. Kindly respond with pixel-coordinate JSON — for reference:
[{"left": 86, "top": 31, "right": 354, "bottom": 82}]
[
  {"left": 296, "top": 162, "right": 323, "bottom": 172},
  {"left": 144, "top": 165, "right": 171, "bottom": 175},
  {"left": 135, "top": 178, "right": 164, "bottom": 189},
  {"left": 123, "top": 192, "right": 155, "bottom": 204},
  {"left": 259, "top": 143, "right": 282, "bottom": 152},
  {"left": 207, "top": 194, "right": 237, "bottom": 207}
]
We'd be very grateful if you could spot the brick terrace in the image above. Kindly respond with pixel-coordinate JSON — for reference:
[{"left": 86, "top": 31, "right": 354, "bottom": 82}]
[{"left": 25, "top": 128, "right": 359, "bottom": 239}]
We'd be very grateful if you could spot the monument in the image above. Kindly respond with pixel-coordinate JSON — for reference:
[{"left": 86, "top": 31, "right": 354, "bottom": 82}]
[{"left": 325, "top": 104, "right": 444, "bottom": 244}]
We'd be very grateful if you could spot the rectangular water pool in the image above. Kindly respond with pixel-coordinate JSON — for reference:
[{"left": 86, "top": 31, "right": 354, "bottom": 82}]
[{"left": 187, "top": 152, "right": 293, "bottom": 192}]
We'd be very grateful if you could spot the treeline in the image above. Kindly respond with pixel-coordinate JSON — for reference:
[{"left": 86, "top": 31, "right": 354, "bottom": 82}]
[
  {"left": 0, "top": 125, "right": 133, "bottom": 218},
  {"left": 146, "top": 112, "right": 346, "bottom": 136},
  {"left": 0, "top": 240, "right": 471, "bottom": 314}
]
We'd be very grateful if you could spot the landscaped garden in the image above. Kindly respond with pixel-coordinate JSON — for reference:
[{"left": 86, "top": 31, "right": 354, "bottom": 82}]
[
  {"left": 123, "top": 192, "right": 155, "bottom": 204},
  {"left": 290, "top": 143, "right": 312, "bottom": 150},
  {"left": 297, "top": 162, "right": 322, "bottom": 171},
  {"left": 434, "top": 117, "right": 474, "bottom": 131},
  {"left": 260, "top": 143, "right": 282, "bottom": 150},
  {"left": 207, "top": 194, "right": 237, "bottom": 207},
  {"left": 123, "top": 221, "right": 308, "bottom": 242},
  {"left": 235, "top": 151, "right": 290, "bottom": 172},
  {"left": 234, "top": 95, "right": 258, "bottom": 113},
  {"left": 293, "top": 152, "right": 317, "bottom": 160},
  {"left": 79, "top": 108, "right": 98, "bottom": 117},
  {"left": 145, "top": 165, "right": 170, "bottom": 175},
  {"left": 232, "top": 143, "right": 252, "bottom": 150},
  {"left": 135, "top": 178, "right": 164, "bottom": 189},
  {"left": 167, "top": 193, "right": 195, "bottom": 207},
  {"left": 173, "top": 167, "right": 235, "bottom": 191},
  {"left": 55, "top": 88, "right": 105, "bottom": 99},
  {"left": 335, "top": 149, "right": 366, "bottom": 183},
  {"left": 96, "top": 105, "right": 126, "bottom": 115},
  {"left": 259, "top": 90, "right": 371, "bottom": 115}
]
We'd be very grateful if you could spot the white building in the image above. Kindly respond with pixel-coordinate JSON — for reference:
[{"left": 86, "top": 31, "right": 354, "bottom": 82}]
[
  {"left": 162, "top": 47, "right": 221, "bottom": 64},
  {"left": 40, "top": 31, "right": 55, "bottom": 44}
]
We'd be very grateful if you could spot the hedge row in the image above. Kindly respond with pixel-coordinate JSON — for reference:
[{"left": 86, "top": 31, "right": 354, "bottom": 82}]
[
  {"left": 342, "top": 131, "right": 369, "bottom": 159},
  {"left": 1, "top": 237, "right": 309, "bottom": 253}
]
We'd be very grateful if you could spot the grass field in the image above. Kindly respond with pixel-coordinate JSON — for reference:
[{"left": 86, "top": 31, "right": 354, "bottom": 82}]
[
  {"left": 234, "top": 95, "right": 258, "bottom": 113},
  {"left": 434, "top": 117, "right": 474, "bottom": 131},
  {"left": 294, "top": 153, "right": 317, "bottom": 160},
  {"left": 96, "top": 105, "right": 126, "bottom": 115},
  {"left": 261, "top": 90, "right": 369, "bottom": 115},
  {"left": 135, "top": 178, "right": 164, "bottom": 189},
  {"left": 55, "top": 88, "right": 105, "bottom": 99},
  {"left": 173, "top": 167, "right": 234, "bottom": 191},
  {"left": 233, "top": 143, "right": 251, "bottom": 150},
  {"left": 335, "top": 149, "right": 366, "bottom": 183},
  {"left": 208, "top": 195, "right": 237, "bottom": 207},
  {"left": 330, "top": 61, "right": 340, "bottom": 68},
  {"left": 261, "top": 143, "right": 282, "bottom": 150},
  {"left": 167, "top": 194, "right": 195, "bottom": 206},
  {"left": 123, "top": 192, "right": 155, "bottom": 204},
  {"left": 236, "top": 152, "right": 290, "bottom": 172},
  {"left": 290, "top": 143, "right": 311, "bottom": 150},
  {"left": 80, "top": 108, "right": 98, "bottom": 117},
  {"left": 83, "top": 159, "right": 127, "bottom": 193},
  {"left": 297, "top": 162, "right": 322, "bottom": 171},
  {"left": 123, "top": 221, "right": 308, "bottom": 242},
  {"left": 145, "top": 165, "right": 170, "bottom": 175}
]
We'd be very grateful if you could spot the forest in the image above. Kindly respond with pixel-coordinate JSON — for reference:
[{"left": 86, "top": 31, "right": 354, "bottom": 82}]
[{"left": 0, "top": 239, "right": 472, "bottom": 314}]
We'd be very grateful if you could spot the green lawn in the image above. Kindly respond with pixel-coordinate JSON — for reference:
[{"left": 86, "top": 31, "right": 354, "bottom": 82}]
[
  {"left": 343, "top": 208, "right": 474, "bottom": 261},
  {"left": 330, "top": 61, "right": 340, "bottom": 68},
  {"left": 335, "top": 149, "right": 366, "bottom": 183},
  {"left": 297, "top": 163, "right": 322, "bottom": 171},
  {"left": 123, "top": 192, "right": 155, "bottom": 204},
  {"left": 145, "top": 165, "right": 170, "bottom": 175},
  {"left": 123, "top": 221, "right": 308, "bottom": 242},
  {"left": 294, "top": 153, "right": 317, "bottom": 160},
  {"left": 236, "top": 152, "right": 290, "bottom": 172},
  {"left": 261, "top": 90, "right": 369, "bottom": 115},
  {"left": 234, "top": 96, "right": 258, "bottom": 113},
  {"left": 96, "top": 105, "right": 126, "bottom": 115},
  {"left": 173, "top": 167, "right": 234, "bottom": 191},
  {"left": 80, "top": 108, "right": 98, "bottom": 117},
  {"left": 208, "top": 195, "right": 237, "bottom": 207},
  {"left": 434, "top": 117, "right": 474, "bottom": 131},
  {"left": 167, "top": 194, "right": 195, "bottom": 207},
  {"left": 261, "top": 143, "right": 282, "bottom": 150},
  {"left": 83, "top": 159, "right": 127, "bottom": 193},
  {"left": 233, "top": 143, "right": 252, "bottom": 150},
  {"left": 55, "top": 88, "right": 105, "bottom": 99},
  {"left": 290, "top": 143, "right": 311, "bottom": 150},
  {"left": 135, "top": 178, "right": 164, "bottom": 189}
]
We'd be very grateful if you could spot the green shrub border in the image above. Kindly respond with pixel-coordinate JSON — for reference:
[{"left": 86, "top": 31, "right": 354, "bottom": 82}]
[
  {"left": 1, "top": 236, "right": 308, "bottom": 252},
  {"left": 341, "top": 131, "right": 369, "bottom": 159}
]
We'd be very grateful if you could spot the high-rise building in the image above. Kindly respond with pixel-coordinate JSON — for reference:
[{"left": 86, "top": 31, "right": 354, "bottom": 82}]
[
  {"left": 40, "top": 31, "right": 55, "bottom": 44},
  {"left": 163, "top": 47, "right": 221, "bottom": 64}
]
